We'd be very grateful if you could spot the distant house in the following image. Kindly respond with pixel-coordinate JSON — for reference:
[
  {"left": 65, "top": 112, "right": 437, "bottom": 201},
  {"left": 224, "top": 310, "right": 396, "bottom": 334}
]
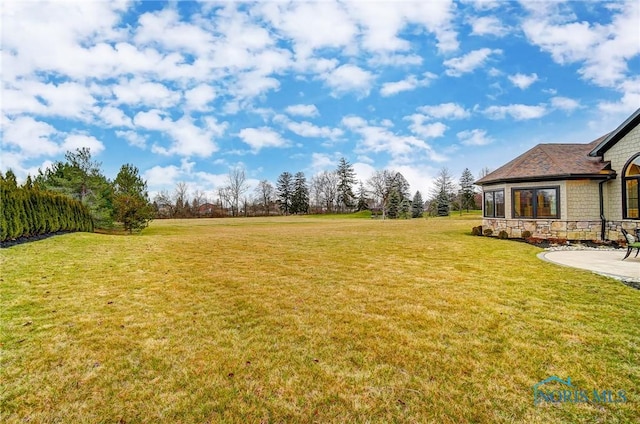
[{"left": 476, "top": 108, "right": 640, "bottom": 242}]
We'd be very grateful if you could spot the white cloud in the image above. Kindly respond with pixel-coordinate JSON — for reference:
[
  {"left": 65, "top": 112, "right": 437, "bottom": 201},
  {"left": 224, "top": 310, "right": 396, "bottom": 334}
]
[
  {"left": 550, "top": 96, "right": 581, "bottom": 112},
  {"left": 380, "top": 73, "right": 436, "bottom": 97},
  {"left": 322, "top": 64, "right": 375, "bottom": 97},
  {"left": 597, "top": 76, "right": 640, "bottom": 115},
  {"left": 184, "top": 84, "right": 216, "bottom": 111},
  {"left": 310, "top": 152, "right": 336, "bottom": 171},
  {"left": 238, "top": 127, "right": 288, "bottom": 152},
  {"left": 2, "top": 116, "right": 60, "bottom": 158},
  {"left": 115, "top": 130, "right": 147, "bottom": 148},
  {"left": 468, "top": 16, "right": 508, "bottom": 37},
  {"left": 457, "top": 129, "right": 494, "bottom": 146},
  {"left": 285, "top": 104, "right": 319, "bottom": 117},
  {"left": 367, "top": 54, "right": 423, "bottom": 67},
  {"left": 444, "top": 48, "right": 501, "bottom": 76},
  {"left": 134, "top": 110, "right": 225, "bottom": 157},
  {"left": 508, "top": 73, "right": 539, "bottom": 90},
  {"left": 143, "top": 164, "right": 183, "bottom": 187},
  {"left": 341, "top": 115, "right": 368, "bottom": 130},
  {"left": 100, "top": 106, "right": 132, "bottom": 128},
  {"left": 521, "top": 1, "right": 640, "bottom": 87},
  {"left": 261, "top": 1, "right": 356, "bottom": 58},
  {"left": 417, "top": 103, "right": 471, "bottom": 120},
  {"left": 286, "top": 121, "right": 343, "bottom": 140},
  {"left": 404, "top": 115, "right": 448, "bottom": 138},
  {"left": 484, "top": 104, "right": 548, "bottom": 120},
  {"left": 61, "top": 134, "right": 105, "bottom": 155},
  {"left": 112, "top": 78, "right": 181, "bottom": 108}
]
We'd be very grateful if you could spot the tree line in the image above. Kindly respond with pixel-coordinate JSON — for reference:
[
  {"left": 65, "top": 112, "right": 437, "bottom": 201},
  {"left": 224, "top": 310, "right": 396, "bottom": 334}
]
[
  {"left": 153, "top": 158, "right": 479, "bottom": 219},
  {"left": 1, "top": 148, "right": 154, "bottom": 241},
  {"left": 0, "top": 170, "right": 93, "bottom": 243}
]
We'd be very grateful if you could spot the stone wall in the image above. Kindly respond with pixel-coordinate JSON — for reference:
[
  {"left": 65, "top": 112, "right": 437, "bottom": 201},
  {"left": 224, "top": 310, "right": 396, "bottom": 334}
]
[
  {"left": 482, "top": 218, "right": 640, "bottom": 241},
  {"left": 482, "top": 218, "right": 600, "bottom": 240}
]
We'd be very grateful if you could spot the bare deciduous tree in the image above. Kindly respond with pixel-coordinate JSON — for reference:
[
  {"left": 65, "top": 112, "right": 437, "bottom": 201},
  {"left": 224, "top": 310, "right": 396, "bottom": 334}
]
[
  {"left": 254, "top": 179, "right": 274, "bottom": 216},
  {"left": 174, "top": 182, "right": 190, "bottom": 218},
  {"left": 226, "top": 167, "right": 248, "bottom": 217},
  {"left": 367, "top": 169, "right": 395, "bottom": 219}
]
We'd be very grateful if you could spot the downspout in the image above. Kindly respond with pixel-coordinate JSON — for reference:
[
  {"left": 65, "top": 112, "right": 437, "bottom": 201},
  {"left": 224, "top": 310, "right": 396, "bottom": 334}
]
[{"left": 598, "top": 175, "right": 614, "bottom": 241}]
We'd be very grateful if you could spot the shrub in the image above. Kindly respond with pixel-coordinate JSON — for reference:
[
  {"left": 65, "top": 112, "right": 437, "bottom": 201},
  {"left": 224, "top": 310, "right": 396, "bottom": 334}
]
[
  {"left": 498, "top": 230, "right": 509, "bottom": 239},
  {"left": 522, "top": 230, "right": 532, "bottom": 239},
  {"left": 483, "top": 228, "right": 493, "bottom": 236},
  {"left": 471, "top": 226, "right": 481, "bottom": 236}
]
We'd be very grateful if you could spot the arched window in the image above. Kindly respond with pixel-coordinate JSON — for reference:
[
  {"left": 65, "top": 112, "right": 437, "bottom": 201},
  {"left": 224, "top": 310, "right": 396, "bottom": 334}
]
[{"left": 623, "top": 153, "right": 640, "bottom": 219}]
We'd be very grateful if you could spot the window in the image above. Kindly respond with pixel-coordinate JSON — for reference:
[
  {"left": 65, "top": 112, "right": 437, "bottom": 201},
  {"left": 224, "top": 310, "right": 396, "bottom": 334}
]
[
  {"left": 484, "top": 189, "right": 505, "bottom": 218},
  {"left": 623, "top": 154, "right": 640, "bottom": 219},
  {"left": 512, "top": 187, "right": 559, "bottom": 219}
]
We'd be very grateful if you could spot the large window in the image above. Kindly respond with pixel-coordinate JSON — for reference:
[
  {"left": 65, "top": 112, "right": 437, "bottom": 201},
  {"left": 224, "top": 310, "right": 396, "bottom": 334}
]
[
  {"left": 512, "top": 187, "right": 559, "bottom": 219},
  {"left": 484, "top": 189, "right": 505, "bottom": 218},
  {"left": 623, "top": 154, "right": 640, "bottom": 219}
]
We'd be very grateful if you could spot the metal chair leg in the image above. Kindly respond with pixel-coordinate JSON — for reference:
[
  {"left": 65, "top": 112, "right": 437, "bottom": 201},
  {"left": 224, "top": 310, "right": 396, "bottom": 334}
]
[{"left": 623, "top": 247, "right": 632, "bottom": 260}]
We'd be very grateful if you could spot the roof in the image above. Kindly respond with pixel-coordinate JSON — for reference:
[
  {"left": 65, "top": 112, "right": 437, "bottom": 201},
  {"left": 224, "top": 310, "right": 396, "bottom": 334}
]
[
  {"left": 589, "top": 108, "right": 640, "bottom": 157},
  {"left": 476, "top": 135, "right": 614, "bottom": 185}
]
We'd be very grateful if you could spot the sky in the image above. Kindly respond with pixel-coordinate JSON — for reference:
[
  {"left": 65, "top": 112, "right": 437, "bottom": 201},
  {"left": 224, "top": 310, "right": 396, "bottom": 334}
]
[{"left": 1, "top": 0, "right": 639, "bottom": 201}]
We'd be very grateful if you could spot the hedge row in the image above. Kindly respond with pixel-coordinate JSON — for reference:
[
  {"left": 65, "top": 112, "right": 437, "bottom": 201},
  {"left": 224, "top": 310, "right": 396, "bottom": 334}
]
[{"left": 1, "top": 184, "right": 93, "bottom": 242}]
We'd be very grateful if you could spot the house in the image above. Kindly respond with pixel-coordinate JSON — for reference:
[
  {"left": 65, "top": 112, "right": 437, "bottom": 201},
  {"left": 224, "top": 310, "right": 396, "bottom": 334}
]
[{"left": 476, "top": 108, "right": 640, "bottom": 242}]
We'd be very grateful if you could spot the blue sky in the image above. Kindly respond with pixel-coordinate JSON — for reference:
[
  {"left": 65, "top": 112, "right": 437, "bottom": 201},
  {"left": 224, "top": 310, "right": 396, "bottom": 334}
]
[{"left": 2, "top": 0, "right": 639, "bottom": 200}]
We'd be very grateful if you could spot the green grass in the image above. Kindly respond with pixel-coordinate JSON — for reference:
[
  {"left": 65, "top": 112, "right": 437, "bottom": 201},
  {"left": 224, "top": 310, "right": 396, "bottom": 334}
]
[{"left": 1, "top": 216, "right": 638, "bottom": 423}]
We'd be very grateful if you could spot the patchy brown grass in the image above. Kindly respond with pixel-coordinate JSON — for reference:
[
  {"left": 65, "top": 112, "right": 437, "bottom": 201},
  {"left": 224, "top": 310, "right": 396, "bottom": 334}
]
[{"left": 1, "top": 215, "right": 638, "bottom": 423}]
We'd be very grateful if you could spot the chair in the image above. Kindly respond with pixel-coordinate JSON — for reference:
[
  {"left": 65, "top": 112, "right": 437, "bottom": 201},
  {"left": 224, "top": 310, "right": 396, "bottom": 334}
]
[{"left": 620, "top": 228, "right": 640, "bottom": 260}]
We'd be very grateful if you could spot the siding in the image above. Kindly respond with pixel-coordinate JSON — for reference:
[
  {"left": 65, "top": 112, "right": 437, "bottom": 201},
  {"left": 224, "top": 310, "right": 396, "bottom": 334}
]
[
  {"left": 603, "top": 124, "right": 640, "bottom": 221},
  {"left": 565, "top": 179, "right": 601, "bottom": 220}
]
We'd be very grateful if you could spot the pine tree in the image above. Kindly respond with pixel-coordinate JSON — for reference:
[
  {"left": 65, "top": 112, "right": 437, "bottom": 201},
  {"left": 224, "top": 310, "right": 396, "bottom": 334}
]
[
  {"left": 459, "top": 168, "right": 476, "bottom": 212},
  {"left": 430, "top": 168, "right": 456, "bottom": 217},
  {"left": 336, "top": 157, "right": 357, "bottom": 212},
  {"left": 276, "top": 172, "right": 294, "bottom": 215},
  {"left": 387, "top": 190, "right": 400, "bottom": 219},
  {"left": 291, "top": 172, "right": 309, "bottom": 214},
  {"left": 356, "top": 181, "right": 369, "bottom": 211},
  {"left": 411, "top": 191, "right": 424, "bottom": 218},
  {"left": 113, "top": 164, "right": 154, "bottom": 233}
]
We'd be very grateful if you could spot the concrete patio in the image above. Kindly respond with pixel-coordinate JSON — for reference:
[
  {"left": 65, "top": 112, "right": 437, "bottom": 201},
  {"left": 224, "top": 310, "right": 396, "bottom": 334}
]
[{"left": 539, "top": 249, "right": 640, "bottom": 283}]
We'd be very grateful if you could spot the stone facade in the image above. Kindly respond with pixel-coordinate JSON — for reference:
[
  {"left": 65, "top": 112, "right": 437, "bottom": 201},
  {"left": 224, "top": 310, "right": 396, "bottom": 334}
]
[{"left": 482, "top": 218, "right": 602, "bottom": 240}]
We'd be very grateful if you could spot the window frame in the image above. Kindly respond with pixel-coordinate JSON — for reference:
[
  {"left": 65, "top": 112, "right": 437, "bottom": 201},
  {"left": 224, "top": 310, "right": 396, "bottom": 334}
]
[
  {"left": 511, "top": 186, "right": 560, "bottom": 219},
  {"left": 483, "top": 189, "right": 505, "bottom": 218},
  {"left": 622, "top": 153, "right": 640, "bottom": 220}
]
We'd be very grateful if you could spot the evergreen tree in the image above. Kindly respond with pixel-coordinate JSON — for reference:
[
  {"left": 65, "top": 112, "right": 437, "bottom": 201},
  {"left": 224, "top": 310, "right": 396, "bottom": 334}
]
[
  {"left": 356, "top": 181, "right": 369, "bottom": 211},
  {"left": 276, "top": 171, "right": 294, "bottom": 215},
  {"left": 291, "top": 172, "right": 309, "bottom": 214},
  {"left": 113, "top": 164, "right": 154, "bottom": 233},
  {"left": 387, "top": 190, "right": 400, "bottom": 219},
  {"left": 399, "top": 198, "right": 411, "bottom": 219},
  {"left": 411, "top": 191, "right": 424, "bottom": 218},
  {"left": 36, "top": 148, "right": 113, "bottom": 228},
  {"left": 336, "top": 157, "right": 357, "bottom": 212},
  {"left": 459, "top": 168, "right": 476, "bottom": 212},
  {"left": 430, "top": 168, "right": 456, "bottom": 217}
]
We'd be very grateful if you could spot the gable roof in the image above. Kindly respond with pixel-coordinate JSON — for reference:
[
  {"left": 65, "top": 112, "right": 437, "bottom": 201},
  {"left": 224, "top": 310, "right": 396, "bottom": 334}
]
[
  {"left": 589, "top": 108, "right": 640, "bottom": 157},
  {"left": 476, "top": 136, "right": 613, "bottom": 186}
]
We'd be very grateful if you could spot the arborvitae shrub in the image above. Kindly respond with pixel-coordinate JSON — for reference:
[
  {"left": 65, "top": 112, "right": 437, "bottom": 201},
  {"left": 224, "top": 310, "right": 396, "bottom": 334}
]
[
  {"left": 483, "top": 228, "right": 493, "bottom": 236},
  {"left": 522, "top": 230, "right": 532, "bottom": 239},
  {"left": 498, "top": 230, "right": 509, "bottom": 239}
]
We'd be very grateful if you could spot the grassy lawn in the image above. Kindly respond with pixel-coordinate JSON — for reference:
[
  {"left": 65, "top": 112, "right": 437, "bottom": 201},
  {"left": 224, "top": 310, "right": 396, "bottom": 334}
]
[{"left": 1, "top": 215, "right": 638, "bottom": 423}]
